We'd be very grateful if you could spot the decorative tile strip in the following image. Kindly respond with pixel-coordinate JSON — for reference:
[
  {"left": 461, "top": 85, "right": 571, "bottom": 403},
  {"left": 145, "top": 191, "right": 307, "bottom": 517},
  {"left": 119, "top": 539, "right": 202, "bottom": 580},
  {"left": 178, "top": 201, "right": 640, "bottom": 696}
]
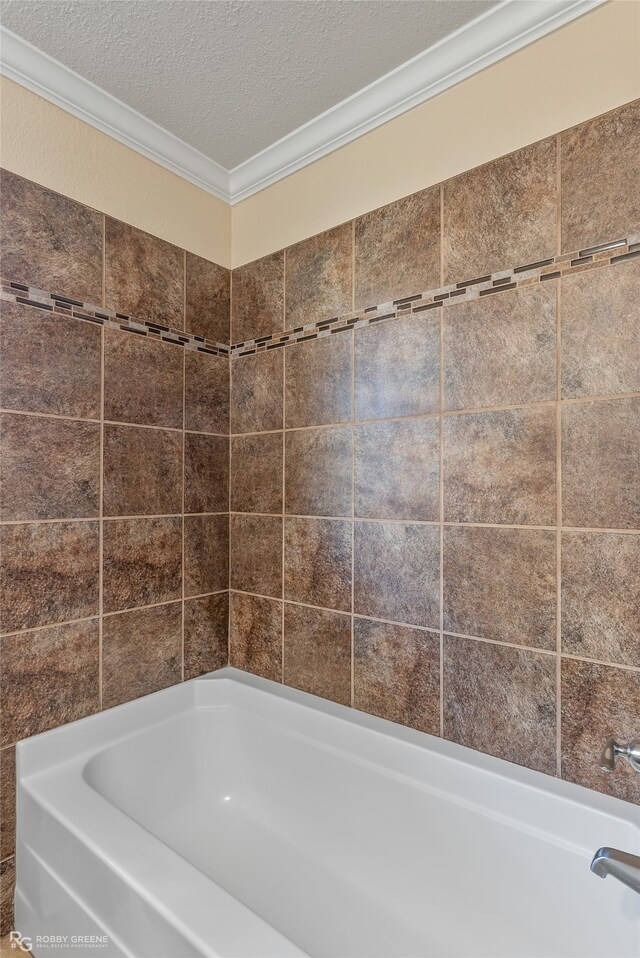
[
  {"left": 0, "top": 282, "right": 230, "bottom": 357},
  {"left": 2, "top": 233, "right": 638, "bottom": 360},
  {"left": 229, "top": 233, "right": 640, "bottom": 356}
]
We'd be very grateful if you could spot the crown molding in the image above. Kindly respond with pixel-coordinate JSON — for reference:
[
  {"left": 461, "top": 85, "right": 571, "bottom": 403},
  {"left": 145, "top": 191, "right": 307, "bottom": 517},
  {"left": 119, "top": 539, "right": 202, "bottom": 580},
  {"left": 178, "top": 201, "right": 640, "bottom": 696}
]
[
  {"left": 0, "top": 27, "right": 232, "bottom": 203},
  {"left": 1, "top": 0, "right": 604, "bottom": 206},
  {"left": 228, "top": 0, "right": 605, "bottom": 202}
]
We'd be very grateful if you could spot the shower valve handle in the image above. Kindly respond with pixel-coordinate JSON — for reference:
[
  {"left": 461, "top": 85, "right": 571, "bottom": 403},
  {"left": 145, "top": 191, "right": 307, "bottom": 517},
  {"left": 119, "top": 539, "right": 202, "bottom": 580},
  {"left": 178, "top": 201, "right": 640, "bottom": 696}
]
[{"left": 599, "top": 739, "right": 640, "bottom": 773}]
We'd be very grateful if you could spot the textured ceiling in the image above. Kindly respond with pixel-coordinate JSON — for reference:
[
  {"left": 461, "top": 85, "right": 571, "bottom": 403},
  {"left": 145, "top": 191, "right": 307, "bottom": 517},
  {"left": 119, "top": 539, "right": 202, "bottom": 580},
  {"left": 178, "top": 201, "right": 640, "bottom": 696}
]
[{"left": 0, "top": 0, "right": 497, "bottom": 169}]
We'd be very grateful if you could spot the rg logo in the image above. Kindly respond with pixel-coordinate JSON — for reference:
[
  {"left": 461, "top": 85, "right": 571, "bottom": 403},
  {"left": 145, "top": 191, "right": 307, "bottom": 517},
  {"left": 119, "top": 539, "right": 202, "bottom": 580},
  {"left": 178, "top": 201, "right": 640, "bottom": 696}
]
[{"left": 8, "top": 931, "right": 32, "bottom": 952}]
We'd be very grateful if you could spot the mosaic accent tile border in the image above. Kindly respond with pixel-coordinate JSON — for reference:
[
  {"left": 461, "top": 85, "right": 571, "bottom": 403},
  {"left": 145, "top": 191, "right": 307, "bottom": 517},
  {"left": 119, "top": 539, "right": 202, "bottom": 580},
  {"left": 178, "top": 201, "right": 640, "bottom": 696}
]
[
  {"left": 2, "top": 234, "right": 639, "bottom": 359},
  {"left": 229, "top": 235, "right": 640, "bottom": 356},
  {"left": 0, "top": 283, "right": 230, "bottom": 357}
]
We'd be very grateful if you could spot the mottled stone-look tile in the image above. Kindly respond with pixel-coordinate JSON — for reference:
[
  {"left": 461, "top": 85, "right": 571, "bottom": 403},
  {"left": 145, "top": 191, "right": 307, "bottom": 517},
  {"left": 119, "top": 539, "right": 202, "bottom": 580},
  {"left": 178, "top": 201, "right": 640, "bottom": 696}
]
[
  {"left": 285, "top": 224, "right": 353, "bottom": 326},
  {"left": 561, "top": 658, "right": 640, "bottom": 803},
  {"left": 103, "top": 327, "right": 183, "bottom": 428},
  {"left": 103, "top": 424, "right": 182, "bottom": 517},
  {"left": 230, "top": 514, "right": 282, "bottom": 598},
  {"left": 444, "top": 283, "right": 557, "bottom": 410},
  {"left": 105, "top": 218, "right": 184, "bottom": 328},
  {"left": 231, "top": 349, "right": 283, "bottom": 434},
  {"left": 186, "top": 252, "right": 230, "bottom": 344},
  {"left": 185, "top": 350, "right": 229, "bottom": 434},
  {"left": 354, "top": 618, "right": 440, "bottom": 734},
  {"left": 0, "top": 620, "right": 99, "bottom": 745},
  {"left": 102, "top": 517, "right": 182, "bottom": 613},
  {"left": 561, "top": 100, "right": 640, "bottom": 253},
  {"left": 285, "top": 427, "right": 352, "bottom": 517},
  {"left": 0, "top": 746, "right": 16, "bottom": 860},
  {"left": 354, "top": 419, "right": 439, "bottom": 521},
  {"left": 102, "top": 603, "right": 181, "bottom": 709},
  {"left": 444, "top": 526, "right": 556, "bottom": 650},
  {"left": 0, "top": 521, "right": 99, "bottom": 634},
  {"left": 562, "top": 532, "right": 639, "bottom": 668},
  {"left": 355, "top": 188, "right": 441, "bottom": 309},
  {"left": 0, "top": 413, "right": 100, "bottom": 521},
  {"left": 185, "top": 433, "right": 229, "bottom": 514},
  {"left": 184, "top": 592, "right": 229, "bottom": 680},
  {"left": 444, "top": 635, "right": 557, "bottom": 774},
  {"left": 231, "top": 433, "right": 282, "bottom": 514},
  {"left": 354, "top": 315, "right": 439, "bottom": 420},
  {"left": 0, "top": 857, "right": 15, "bottom": 937},
  {"left": 230, "top": 592, "right": 282, "bottom": 682},
  {"left": 0, "top": 300, "right": 101, "bottom": 419},
  {"left": 284, "top": 518, "right": 351, "bottom": 612},
  {"left": 354, "top": 521, "right": 439, "bottom": 628},
  {"left": 184, "top": 514, "right": 229, "bottom": 597},
  {"left": 285, "top": 334, "right": 352, "bottom": 428},
  {"left": 231, "top": 251, "right": 284, "bottom": 343},
  {"left": 562, "top": 398, "right": 638, "bottom": 529},
  {"left": 443, "top": 138, "right": 557, "bottom": 284},
  {"left": 444, "top": 407, "right": 557, "bottom": 525},
  {"left": 0, "top": 170, "right": 103, "bottom": 302},
  {"left": 284, "top": 603, "right": 351, "bottom": 706},
  {"left": 561, "top": 260, "right": 640, "bottom": 399}
]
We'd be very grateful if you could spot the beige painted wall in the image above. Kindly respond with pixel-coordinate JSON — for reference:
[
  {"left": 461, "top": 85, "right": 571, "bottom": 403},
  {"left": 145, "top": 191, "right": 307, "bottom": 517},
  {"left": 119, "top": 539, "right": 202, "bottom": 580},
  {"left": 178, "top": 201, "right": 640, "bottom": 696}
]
[
  {"left": 0, "top": 76, "right": 232, "bottom": 267},
  {"left": 1, "top": 2, "right": 638, "bottom": 269},
  {"left": 232, "top": 0, "right": 640, "bottom": 265}
]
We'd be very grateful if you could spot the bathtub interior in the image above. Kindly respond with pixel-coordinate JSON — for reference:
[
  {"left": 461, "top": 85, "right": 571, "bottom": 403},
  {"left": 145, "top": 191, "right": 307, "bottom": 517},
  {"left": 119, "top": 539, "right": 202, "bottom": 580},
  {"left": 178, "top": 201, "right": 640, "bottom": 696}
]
[{"left": 79, "top": 680, "right": 640, "bottom": 958}]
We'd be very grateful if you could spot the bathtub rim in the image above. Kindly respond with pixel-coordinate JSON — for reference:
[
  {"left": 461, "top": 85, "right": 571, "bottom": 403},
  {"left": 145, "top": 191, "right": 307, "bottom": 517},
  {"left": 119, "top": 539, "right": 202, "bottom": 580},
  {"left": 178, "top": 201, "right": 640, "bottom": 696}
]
[{"left": 15, "top": 666, "right": 640, "bottom": 826}]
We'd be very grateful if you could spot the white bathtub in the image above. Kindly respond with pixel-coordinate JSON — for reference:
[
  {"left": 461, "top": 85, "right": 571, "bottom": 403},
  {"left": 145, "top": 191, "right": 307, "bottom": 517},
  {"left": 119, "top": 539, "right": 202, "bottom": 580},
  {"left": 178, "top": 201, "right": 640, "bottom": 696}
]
[{"left": 15, "top": 668, "right": 640, "bottom": 958}]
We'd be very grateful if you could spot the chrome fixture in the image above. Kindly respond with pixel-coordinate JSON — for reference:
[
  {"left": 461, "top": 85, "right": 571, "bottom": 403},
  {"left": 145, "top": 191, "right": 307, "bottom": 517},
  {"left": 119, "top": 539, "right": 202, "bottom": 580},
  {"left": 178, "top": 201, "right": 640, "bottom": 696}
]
[
  {"left": 599, "top": 739, "right": 640, "bottom": 773},
  {"left": 591, "top": 848, "right": 640, "bottom": 895}
]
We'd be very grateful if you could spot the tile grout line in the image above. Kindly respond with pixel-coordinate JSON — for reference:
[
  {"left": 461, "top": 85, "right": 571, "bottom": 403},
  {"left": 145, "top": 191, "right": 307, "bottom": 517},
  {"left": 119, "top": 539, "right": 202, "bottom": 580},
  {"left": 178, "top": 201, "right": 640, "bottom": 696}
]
[
  {"left": 443, "top": 629, "right": 558, "bottom": 658},
  {"left": 101, "top": 215, "right": 106, "bottom": 309},
  {"left": 0, "top": 512, "right": 229, "bottom": 526},
  {"left": 2, "top": 514, "right": 639, "bottom": 535},
  {"left": 351, "top": 329, "right": 356, "bottom": 708},
  {"left": 1, "top": 614, "right": 100, "bottom": 641},
  {"left": 228, "top": 351, "right": 232, "bottom": 667},
  {"left": 0, "top": 407, "right": 230, "bottom": 435},
  {"left": 439, "top": 271, "right": 445, "bottom": 739},
  {"left": 276, "top": 322, "right": 285, "bottom": 682},
  {"left": 225, "top": 588, "right": 640, "bottom": 671},
  {"left": 181, "top": 348, "right": 186, "bottom": 683},
  {"left": 98, "top": 325, "right": 104, "bottom": 710},
  {"left": 556, "top": 133, "right": 563, "bottom": 259},
  {"left": 555, "top": 138, "right": 563, "bottom": 777},
  {"left": 223, "top": 341, "right": 231, "bottom": 663},
  {"left": 439, "top": 179, "right": 445, "bottom": 739},
  {"left": 3, "top": 514, "right": 640, "bottom": 535},
  {"left": 104, "top": 596, "right": 189, "bottom": 618},
  {"left": 183, "top": 250, "right": 187, "bottom": 332},
  {"left": 282, "top": 246, "right": 287, "bottom": 334},
  {"left": 351, "top": 219, "right": 356, "bottom": 313},
  {"left": 7, "top": 577, "right": 635, "bottom": 648},
  {"left": 555, "top": 223, "right": 563, "bottom": 778},
  {"left": 221, "top": 389, "right": 640, "bottom": 437},
  {"left": 0, "top": 592, "right": 230, "bottom": 641},
  {"left": 281, "top": 342, "right": 285, "bottom": 683}
]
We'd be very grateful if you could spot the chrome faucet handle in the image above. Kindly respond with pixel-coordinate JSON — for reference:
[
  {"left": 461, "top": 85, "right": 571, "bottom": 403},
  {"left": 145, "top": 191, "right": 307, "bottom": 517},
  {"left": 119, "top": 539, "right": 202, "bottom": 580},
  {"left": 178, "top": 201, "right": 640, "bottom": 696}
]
[{"left": 599, "top": 739, "right": 640, "bottom": 773}]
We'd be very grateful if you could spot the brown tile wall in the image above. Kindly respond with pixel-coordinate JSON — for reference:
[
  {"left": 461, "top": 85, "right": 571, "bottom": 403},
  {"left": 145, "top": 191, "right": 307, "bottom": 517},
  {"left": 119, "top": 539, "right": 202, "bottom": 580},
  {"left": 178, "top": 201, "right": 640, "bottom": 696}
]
[
  {"left": 0, "top": 169, "right": 231, "bottom": 347},
  {"left": 0, "top": 175, "right": 231, "bottom": 934},
  {"left": 228, "top": 99, "right": 640, "bottom": 814},
  {"left": 0, "top": 97, "right": 638, "bottom": 936}
]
